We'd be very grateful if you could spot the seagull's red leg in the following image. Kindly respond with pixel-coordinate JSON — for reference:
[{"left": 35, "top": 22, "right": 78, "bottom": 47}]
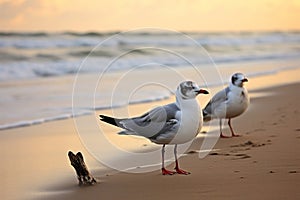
[
  {"left": 161, "top": 144, "right": 175, "bottom": 175},
  {"left": 174, "top": 144, "right": 190, "bottom": 175},
  {"left": 228, "top": 118, "right": 240, "bottom": 137},
  {"left": 220, "top": 119, "right": 230, "bottom": 138}
]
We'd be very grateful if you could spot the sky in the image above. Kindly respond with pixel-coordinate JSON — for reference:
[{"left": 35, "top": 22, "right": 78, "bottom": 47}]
[{"left": 0, "top": 0, "right": 300, "bottom": 32}]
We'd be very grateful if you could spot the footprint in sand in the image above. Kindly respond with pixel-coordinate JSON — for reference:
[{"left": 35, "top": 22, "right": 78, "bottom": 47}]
[
  {"left": 232, "top": 154, "right": 251, "bottom": 160},
  {"left": 230, "top": 140, "right": 266, "bottom": 148},
  {"left": 209, "top": 152, "right": 251, "bottom": 160}
]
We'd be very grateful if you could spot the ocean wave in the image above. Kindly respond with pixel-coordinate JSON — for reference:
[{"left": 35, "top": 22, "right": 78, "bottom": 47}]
[
  {"left": 0, "top": 93, "right": 172, "bottom": 131},
  {"left": 68, "top": 49, "right": 116, "bottom": 57},
  {"left": 0, "top": 31, "right": 116, "bottom": 37},
  {"left": 0, "top": 115, "right": 72, "bottom": 131},
  {"left": 32, "top": 62, "right": 79, "bottom": 77},
  {"left": 0, "top": 31, "right": 298, "bottom": 49},
  {"left": 0, "top": 32, "right": 49, "bottom": 37},
  {"left": 35, "top": 53, "right": 62, "bottom": 61},
  {"left": 0, "top": 51, "right": 29, "bottom": 61},
  {"left": 0, "top": 49, "right": 299, "bottom": 82},
  {"left": 62, "top": 31, "right": 120, "bottom": 37}
]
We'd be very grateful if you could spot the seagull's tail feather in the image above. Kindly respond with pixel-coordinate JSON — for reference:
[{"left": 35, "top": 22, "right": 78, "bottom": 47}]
[{"left": 99, "top": 115, "right": 121, "bottom": 127}]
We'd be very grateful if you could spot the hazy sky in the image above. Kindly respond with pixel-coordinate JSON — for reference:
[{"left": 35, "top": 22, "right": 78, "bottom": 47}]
[{"left": 1, "top": 0, "right": 300, "bottom": 32}]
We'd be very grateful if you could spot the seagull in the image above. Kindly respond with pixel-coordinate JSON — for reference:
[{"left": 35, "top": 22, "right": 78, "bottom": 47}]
[
  {"left": 203, "top": 73, "right": 249, "bottom": 138},
  {"left": 99, "top": 81, "right": 209, "bottom": 175}
]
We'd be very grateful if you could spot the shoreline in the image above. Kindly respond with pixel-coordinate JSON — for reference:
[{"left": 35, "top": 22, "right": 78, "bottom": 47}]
[{"left": 0, "top": 67, "right": 300, "bottom": 200}]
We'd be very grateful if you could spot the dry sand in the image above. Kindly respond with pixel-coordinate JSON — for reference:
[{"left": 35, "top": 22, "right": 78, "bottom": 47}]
[{"left": 1, "top": 69, "right": 300, "bottom": 200}]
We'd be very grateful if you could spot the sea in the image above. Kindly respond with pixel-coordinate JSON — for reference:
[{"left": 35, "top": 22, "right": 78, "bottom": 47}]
[{"left": 1, "top": 30, "right": 300, "bottom": 130}]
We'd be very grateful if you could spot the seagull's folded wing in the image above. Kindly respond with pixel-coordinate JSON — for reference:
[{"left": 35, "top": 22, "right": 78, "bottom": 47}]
[
  {"left": 204, "top": 87, "right": 230, "bottom": 114},
  {"left": 119, "top": 103, "right": 179, "bottom": 138}
]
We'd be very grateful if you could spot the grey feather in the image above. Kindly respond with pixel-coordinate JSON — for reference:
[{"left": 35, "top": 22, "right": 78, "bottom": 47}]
[
  {"left": 203, "top": 87, "right": 230, "bottom": 121},
  {"left": 116, "top": 103, "right": 180, "bottom": 139}
]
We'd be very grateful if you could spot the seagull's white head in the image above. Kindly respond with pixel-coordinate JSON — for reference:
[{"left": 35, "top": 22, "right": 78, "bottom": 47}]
[
  {"left": 231, "top": 73, "right": 248, "bottom": 87},
  {"left": 177, "top": 81, "right": 209, "bottom": 99}
]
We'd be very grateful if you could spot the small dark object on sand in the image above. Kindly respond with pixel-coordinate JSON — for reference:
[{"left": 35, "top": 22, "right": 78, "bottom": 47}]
[
  {"left": 289, "top": 170, "right": 297, "bottom": 174},
  {"left": 68, "top": 151, "right": 97, "bottom": 186}
]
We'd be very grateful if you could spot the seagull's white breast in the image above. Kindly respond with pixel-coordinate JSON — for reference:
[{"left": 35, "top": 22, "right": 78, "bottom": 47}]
[
  {"left": 226, "top": 87, "right": 249, "bottom": 118},
  {"left": 170, "top": 99, "right": 202, "bottom": 144}
]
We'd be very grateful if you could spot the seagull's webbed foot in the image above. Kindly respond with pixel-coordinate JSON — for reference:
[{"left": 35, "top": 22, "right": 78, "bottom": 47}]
[
  {"left": 232, "top": 133, "right": 241, "bottom": 137},
  {"left": 220, "top": 133, "right": 231, "bottom": 138},
  {"left": 162, "top": 168, "right": 176, "bottom": 175},
  {"left": 175, "top": 167, "right": 191, "bottom": 175}
]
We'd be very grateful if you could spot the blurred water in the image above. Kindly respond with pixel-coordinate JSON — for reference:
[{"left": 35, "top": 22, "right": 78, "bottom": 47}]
[
  {"left": 0, "top": 30, "right": 300, "bottom": 130},
  {"left": 0, "top": 31, "right": 300, "bottom": 81}
]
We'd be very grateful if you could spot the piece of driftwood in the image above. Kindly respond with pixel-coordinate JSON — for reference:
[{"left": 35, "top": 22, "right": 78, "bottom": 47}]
[{"left": 68, "top": 151, "right": 97, "bottom": 186}]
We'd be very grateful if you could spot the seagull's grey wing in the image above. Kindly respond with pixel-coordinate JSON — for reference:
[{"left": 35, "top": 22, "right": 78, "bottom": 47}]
[
  {"left": 204, "top": 87, "right": 230, "bottom": 114},
  {"left": 142, "top": 103, "right": 178, "bottom": 122},
  {"left": 119, "top": 103, "right": 179, "bottom": 138}
]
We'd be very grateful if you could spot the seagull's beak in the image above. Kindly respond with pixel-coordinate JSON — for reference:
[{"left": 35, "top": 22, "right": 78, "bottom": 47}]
[
  {"left": 197, "top": 89, "right": 209, "bottom": 94},
  {"left": 242, "top": 78, "right": 248, "bottom": 82}
]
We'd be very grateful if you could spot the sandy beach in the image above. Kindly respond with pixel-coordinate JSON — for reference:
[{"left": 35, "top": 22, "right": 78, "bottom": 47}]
[
  {"left": 0, "top": 66, "right": 299, "bottom": 200},
  {"left": 1, "top": 1, "right": 300, "bottom": 199}
]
